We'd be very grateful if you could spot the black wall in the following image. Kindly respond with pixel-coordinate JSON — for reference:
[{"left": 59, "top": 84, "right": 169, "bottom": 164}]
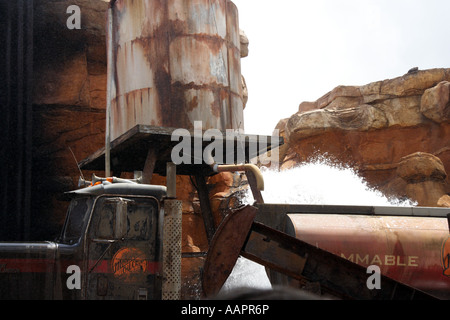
[{"left": 0, "top": 0, "right": 34, "bottom": 240}]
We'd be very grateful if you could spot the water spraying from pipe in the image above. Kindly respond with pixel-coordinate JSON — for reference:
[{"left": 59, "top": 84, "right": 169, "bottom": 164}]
[
  {"left": 221, "top": 157, "right": 417, "bottom": 294},
  {"left": 247, "top": 156, "right": 416, "bottom": 207}
]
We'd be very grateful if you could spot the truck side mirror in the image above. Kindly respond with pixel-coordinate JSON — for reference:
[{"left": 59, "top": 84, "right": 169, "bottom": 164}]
[
  {"left": 105, "top": 197, "right": 133, "bottom": 240},
  {"left": 115, "top": 199, "right": 128, "bottom": 240}
]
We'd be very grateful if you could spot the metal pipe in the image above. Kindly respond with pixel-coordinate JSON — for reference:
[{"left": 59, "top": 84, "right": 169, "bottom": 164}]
[
  {"left": 90, "top": 173, "right": 141, "bottom": 185},
  {"left": 213, "top": 163, "right": 265, "bottom": 191},
  {"left": 105, "top": 2, "right": 113, "bottom": 177},
  {"left": 166, "top": 162, "right": 177, "bottom": 199}
]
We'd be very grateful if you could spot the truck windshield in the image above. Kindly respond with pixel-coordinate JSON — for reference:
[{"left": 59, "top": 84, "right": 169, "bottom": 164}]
[{"left": 60, "top": 197, "right": 93, "bottom": 244}]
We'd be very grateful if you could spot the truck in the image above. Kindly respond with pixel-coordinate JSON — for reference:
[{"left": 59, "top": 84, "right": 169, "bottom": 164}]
[{"left": 0, "top": 182, "right": 167, "bottom": 300}]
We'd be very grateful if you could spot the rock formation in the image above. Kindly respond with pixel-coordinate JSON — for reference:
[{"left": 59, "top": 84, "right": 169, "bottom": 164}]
[
  {"left": 240, "top": 29, "right": 249, "bottom": 108},
  {"left": 32, "top": 0, "right": 109, "bottom": 237},
  {"left": 395, "top": 152, "right": 447, "bottom": 207},
  {"left": 277, "top": 68, "right": 450, "bottom": 207}
]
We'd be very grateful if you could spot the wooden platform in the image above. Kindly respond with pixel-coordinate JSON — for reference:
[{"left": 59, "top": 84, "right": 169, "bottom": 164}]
[{"left": 79, "top": 125, "right": 284, "bottom": 177}]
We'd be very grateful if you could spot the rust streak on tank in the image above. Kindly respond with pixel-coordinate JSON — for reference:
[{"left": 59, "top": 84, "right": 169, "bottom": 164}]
[{"left": 109, "top": 0, "right": 243, "bottom": 139}]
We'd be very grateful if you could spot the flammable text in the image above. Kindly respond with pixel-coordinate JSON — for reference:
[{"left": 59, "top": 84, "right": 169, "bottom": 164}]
[{"left": 341, "top": 253, "right": 419, "bottom": 267}]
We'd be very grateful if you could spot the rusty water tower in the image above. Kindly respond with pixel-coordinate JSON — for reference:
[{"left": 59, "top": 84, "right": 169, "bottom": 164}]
[{"left": 107, "top": 0, "right": 244, "bottom": 141}]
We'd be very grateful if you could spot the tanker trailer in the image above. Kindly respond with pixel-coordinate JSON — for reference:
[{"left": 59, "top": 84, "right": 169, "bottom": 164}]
[{"left": 254, "top": 203, "right": 450, "bottom": 299}]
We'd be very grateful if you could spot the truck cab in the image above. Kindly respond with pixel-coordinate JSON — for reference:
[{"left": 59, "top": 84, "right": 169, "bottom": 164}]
[{"left": 0, "top": 183, "right": 167, "bottom": 300}]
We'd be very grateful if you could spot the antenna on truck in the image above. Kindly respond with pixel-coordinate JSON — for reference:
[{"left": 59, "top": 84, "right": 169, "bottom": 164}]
[{"left": 68, "top": 146, "right": 86, "bottom": 182}]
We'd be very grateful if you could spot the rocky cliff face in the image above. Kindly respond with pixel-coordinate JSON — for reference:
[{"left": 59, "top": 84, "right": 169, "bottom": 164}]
[
  {"left": 277, "top": 68, "right": 450, "bottom": 207},
  {"left": 31, "top": 0, "right": 108, "bottom": 237}
]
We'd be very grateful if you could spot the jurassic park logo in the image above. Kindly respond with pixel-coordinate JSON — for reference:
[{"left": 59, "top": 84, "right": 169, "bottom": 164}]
[{"left": 112, "top": 247, "right": 148, "bottom": 282}]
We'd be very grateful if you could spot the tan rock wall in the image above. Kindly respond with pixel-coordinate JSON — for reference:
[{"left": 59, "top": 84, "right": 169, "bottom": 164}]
[
  {"left": 31, "top": 1, "right": 108, "bottom": 238},
  {"left": 279, "top": 69, "right": 450, "bottom": 207}
]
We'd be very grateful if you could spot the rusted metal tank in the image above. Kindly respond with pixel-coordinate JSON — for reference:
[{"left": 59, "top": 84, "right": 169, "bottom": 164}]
[
  {"left": 255, "top": 204, "right": 450, "bottom": 299},
  {"left": 109, "top": 0, "right": 243, "bottom": 140},
  {"left": 287, "top": 213, "right": 450, "bottom": 299}
]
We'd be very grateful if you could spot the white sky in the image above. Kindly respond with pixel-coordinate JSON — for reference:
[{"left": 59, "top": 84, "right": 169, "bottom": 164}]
[{"left": 232, "top": 0, "right": 450, "bottom": 135}]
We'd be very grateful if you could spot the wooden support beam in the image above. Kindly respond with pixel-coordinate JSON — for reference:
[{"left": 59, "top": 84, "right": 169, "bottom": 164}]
[
  {"left": 142, "top": 148, "right": 157, "bottom": 184},
  {"left": 195, "top": 173, "right": 216, "bottom": 244}
]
